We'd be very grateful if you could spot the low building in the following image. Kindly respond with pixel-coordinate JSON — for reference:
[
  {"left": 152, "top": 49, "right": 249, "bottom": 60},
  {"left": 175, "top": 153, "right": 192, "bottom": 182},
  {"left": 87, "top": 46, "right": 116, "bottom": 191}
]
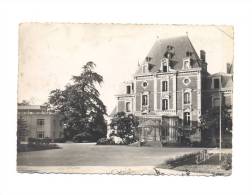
[{"left": 17, "top": 105, "right": 64, "bottom": 142}]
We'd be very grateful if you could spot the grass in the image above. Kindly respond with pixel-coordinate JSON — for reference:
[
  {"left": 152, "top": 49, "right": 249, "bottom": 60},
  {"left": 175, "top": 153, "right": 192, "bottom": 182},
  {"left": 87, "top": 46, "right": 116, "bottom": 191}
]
[
  {"left": 158, "top": 152, "right": 232, "bottom": 176},
  {"left": 17, "top": 143, "right": 204, "bottom": 166}
]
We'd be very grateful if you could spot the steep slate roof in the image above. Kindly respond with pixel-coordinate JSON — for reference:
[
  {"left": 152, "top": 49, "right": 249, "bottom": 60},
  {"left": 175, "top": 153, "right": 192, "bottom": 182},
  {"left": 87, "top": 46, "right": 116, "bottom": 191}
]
[
  {"left": 211, "top": 72, "right": 233, "bottom": 89},
  {"left": 135, "top": 36, "right": 202, "bottom": 75}
]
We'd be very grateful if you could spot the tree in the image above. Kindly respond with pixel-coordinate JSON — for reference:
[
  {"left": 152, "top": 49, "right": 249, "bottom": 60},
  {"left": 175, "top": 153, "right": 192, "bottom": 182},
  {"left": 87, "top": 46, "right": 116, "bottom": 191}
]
[
  {"left": 17, "top": 117, "right": 28, "bottom": 145},
  {"left": 110, "top": 112, "right": 139, "bottom": 141},
  {"left": 200, "top": 105, "right": 232, "bottom": 146},
  {"left": 48, "top": 61, "right": 107, "bottom": 141}
]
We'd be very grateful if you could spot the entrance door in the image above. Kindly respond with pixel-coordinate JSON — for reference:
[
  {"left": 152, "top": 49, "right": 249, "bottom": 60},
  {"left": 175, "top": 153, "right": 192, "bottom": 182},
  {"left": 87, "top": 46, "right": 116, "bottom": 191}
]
[{"left": 162, "top": 116, "right": 179, "bottom": 144}]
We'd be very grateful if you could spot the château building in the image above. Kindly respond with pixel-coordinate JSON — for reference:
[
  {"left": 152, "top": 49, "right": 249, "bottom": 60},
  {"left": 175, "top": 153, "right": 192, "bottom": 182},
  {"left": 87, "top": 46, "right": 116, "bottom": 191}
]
[{"left": 113, "top": 36, "right": 233, "bottom": 146}]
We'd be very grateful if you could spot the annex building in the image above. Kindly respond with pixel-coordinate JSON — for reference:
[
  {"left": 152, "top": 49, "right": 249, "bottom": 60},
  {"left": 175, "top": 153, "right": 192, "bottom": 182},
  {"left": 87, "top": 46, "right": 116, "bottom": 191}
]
[
  {"left": 113, "top": 36, "right": 233, "bottom": 146},
  {"left": 18, "top": 105, "right": 64, "bottom": 142}
]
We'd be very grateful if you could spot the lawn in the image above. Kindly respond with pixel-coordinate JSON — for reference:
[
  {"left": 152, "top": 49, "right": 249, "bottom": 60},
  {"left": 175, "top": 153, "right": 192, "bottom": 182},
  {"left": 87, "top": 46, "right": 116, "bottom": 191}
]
[{"left": 17, "top": 143, "right": 204, "bottom": 167}]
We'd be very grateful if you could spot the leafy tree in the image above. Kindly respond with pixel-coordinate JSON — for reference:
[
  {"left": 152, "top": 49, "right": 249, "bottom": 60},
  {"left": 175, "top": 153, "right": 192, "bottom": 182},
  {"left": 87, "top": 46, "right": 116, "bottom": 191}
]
[
  {"left": 200, "top": 105, "right": 232, "bottom": 146},
  {"left": 48, "top": 61, "right": 107, "bottom": 141},
  {"left": 110, "top": 112, "right": 139, "bottom": 140},
  {"left": 17, "top": 117, "right": 28, "bottom": 145}
]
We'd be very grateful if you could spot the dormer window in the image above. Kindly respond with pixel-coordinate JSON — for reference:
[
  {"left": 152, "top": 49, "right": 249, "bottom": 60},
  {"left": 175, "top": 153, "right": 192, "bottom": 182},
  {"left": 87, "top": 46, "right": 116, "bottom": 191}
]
[
  {"left": 183, "top": 58, "right": 191, "bottom": 69},
  {"left": 213, "top": 78, "right": 220, "bottom": 89},
  {"left": 147, "top": 63, "right": 152, "bottom": 71},
  {"left": 161, "top": 58, "right": 169, "bottom": 72},
  {"left": 142, "top": 61, "right": 151, "bottom": 73}
]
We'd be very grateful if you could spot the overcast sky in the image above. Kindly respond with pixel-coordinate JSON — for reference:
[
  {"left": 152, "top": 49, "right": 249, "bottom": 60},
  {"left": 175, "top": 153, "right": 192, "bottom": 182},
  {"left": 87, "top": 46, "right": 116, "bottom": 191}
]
[{"left": 18, "top": 24, "right": 233, "bottom": 114}]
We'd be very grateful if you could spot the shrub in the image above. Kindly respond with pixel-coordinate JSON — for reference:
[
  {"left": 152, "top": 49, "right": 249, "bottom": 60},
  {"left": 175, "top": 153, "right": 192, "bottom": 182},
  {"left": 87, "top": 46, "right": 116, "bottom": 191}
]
[
  {"left": 122, "top": 134, "right": 136, "bottom": 145},
  {"left": 110, "top": 135, "right": 124, "bottom": 144},
  {"left": 54, "top": 138, "right": 66, "bottom": 143},
  {"left": 72, "top": 132, "right": 95, "bottom": 143},
  {"left": 221, "top": 154, "right": 232, "bottom": 170},
  {"left": 96, "top": 138, "right": 114, "bottom": 145},
  {"left": 28, "top": 137, "right": 52, "bottom": 145}
]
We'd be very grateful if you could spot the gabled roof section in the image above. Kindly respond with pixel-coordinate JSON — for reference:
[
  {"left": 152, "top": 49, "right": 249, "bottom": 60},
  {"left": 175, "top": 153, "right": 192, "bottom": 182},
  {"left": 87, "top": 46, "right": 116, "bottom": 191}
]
[{"left": 135, "top": 36, "right": 202, "bottom": 75}]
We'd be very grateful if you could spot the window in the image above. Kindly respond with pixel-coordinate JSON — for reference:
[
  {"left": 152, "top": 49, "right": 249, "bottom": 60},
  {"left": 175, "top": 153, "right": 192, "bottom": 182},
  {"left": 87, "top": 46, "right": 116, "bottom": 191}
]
[
  {"left": 126, "top": 102, "right": 131, "bottom": 112},
  {"left": 162, "top": 99, "right": 168, "bottom": 110},
  {"left": 162, "top": 81, "right": 168, "bottom": 92},
  {"left": 37, "top": 131, "right": 45, "bottom": 139},
  {"left": 184, "top": 112, "right": 191, "bottom": 126},
  {"left": 163, "top": 64, "right": 168, "bottom": 72},
  {"left": 142, "top": 95, "right": 148, "bottom": 106},
  {"left": 142, "top": 81, "right": 148, "bottom": 88},
  {"left": 183, "top": 78, "right": 191, "bottom": 85},
  {"left": 184, "top": 60, "right": 190, "bottom": 69},
  {"left": 37, "top": 119, "right": 45, "bottom": 126},
  {"left": 213, "top": 78, "right": 220, "bottom": 89},
  {"left": 161, "top": 58, "right": 168, "bottom": 72},
  {"left": 126, "top": 85, "right": 131, "bottom": 94},
  {"left": 184, "top": 92, "right": 190, "bottom": 104}
]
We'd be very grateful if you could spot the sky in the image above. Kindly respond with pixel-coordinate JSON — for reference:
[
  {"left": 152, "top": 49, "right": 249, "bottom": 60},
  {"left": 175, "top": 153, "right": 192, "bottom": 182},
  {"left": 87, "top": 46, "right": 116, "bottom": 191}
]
[{"left": 18, "top": 24, "right": 233, "bottom": 114}]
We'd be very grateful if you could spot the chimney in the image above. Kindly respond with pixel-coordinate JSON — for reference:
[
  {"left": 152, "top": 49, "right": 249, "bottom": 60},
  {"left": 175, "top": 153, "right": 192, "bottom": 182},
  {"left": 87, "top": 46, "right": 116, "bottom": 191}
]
[
  {"left": 200, "top": 50, "right": 206, "bottom": 62},
  {"left": 226, "top": 63, "right": 232, "bottom": 74}
]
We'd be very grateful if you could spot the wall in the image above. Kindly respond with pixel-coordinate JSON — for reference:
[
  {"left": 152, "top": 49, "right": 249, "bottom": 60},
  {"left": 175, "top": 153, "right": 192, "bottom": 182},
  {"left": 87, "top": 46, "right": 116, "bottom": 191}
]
[{"left": 17, "top": 113, "right": 64, "bottom": 140}]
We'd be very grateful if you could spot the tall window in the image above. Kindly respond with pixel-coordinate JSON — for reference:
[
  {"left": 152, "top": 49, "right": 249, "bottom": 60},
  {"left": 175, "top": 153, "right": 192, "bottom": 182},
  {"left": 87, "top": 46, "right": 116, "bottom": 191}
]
[
  {"left": 162, "top": 99, "right": 168, "bottom": 111},
  {"left": 126, "top": 85, "right": 131, "bottom": 94},
  {"left": 162, "top": 81, "right": 168, "bottom": 92},
  {"left": 213, "top": 78, "right": 220, "bottom": 89},
  {"left": 126, "top": 102, "right": 131, "bottom": 112},
  {"left": 37, "top": 119, "right": 45, "bottom": 126},
  {"left": 184, "top": 92, "right": 190, "bottom": 104},
  {"left": 142, "top": 95, "right": 148, "bottom": 106},
  {"left": 184, "top": 112, "right": 191, "bottom": 126}
]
